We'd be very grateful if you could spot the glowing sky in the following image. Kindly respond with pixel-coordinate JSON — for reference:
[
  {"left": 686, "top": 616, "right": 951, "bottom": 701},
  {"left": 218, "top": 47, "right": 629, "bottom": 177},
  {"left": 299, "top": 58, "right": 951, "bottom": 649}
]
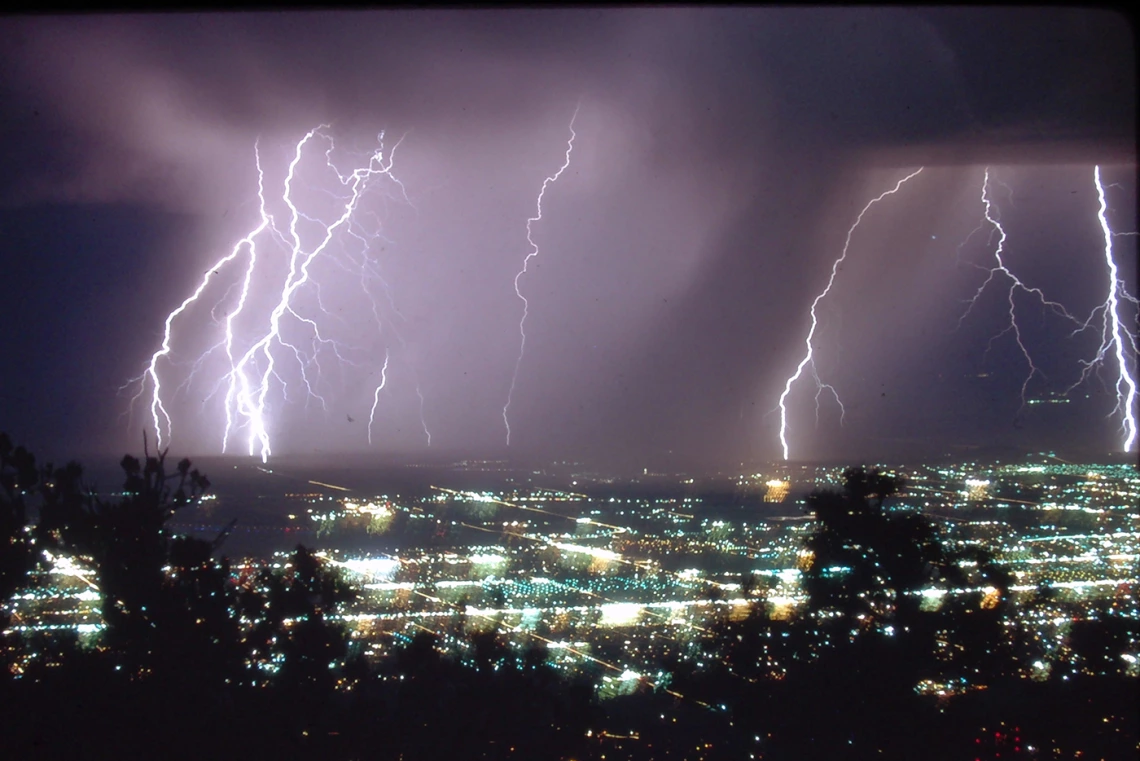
[{"left": 0, "top": 9, "right": 1134, "bottom": 467}]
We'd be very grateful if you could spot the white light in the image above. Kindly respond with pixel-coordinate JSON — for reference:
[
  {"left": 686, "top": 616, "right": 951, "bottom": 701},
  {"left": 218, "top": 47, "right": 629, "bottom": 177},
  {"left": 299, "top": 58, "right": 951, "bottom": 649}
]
[
  {"left": 552, "top": 542, "right": 619, "bottom": 561},
  {"left": 338, "top": 557, "right": 399, "bottom": 581},
  {"left": 600, "top": 603, "right": 643, "bottom": 626}
]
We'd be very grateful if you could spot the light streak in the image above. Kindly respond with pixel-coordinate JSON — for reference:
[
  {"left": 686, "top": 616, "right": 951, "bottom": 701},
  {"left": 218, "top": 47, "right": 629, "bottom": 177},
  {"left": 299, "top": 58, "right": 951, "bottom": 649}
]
[
  {"left": 431, "top": 485, "right": 628, "bottom": 532},
  {"left": 408, "top": 555, "right": 717, "bottom": 710},
  {"left": 1063, "top": 167, "right": 1138, "bottom": 451},
  {"left": 503, "top": 104, "right": 580, "bottom": 446},
  {"left": 411, "top": 584, "right": 632, "bottom": 674},
  {"left": 776, "top": 168, "right": 924, "bottom": 460},
  {"left": 307, "top": 480, "right": 352, "bottom": 492},
  {"left": 454, "top": 516, "right": 733, "bottom": 601},
  {"left": 125, "top": 127, "right": 423, "bottom": 460}
]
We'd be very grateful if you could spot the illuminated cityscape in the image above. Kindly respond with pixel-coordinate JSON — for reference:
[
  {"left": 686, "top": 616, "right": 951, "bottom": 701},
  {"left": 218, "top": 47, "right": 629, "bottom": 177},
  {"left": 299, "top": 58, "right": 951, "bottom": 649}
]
[
  {"left": 1, "top": 7, "right": 1136, "bottom": 760},
  {"left": 7, "top": 452, "right": 1135, "bottom": 757},
  {"left": 11, "top": 456, "right": 1135, "bottom": 698}
]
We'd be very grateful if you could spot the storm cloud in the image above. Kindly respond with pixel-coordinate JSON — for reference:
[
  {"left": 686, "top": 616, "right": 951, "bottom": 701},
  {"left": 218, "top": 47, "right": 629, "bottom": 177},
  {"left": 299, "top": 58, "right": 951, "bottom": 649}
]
[{"left": 0, "top": 8, "right": 1134, "bottom": 467}]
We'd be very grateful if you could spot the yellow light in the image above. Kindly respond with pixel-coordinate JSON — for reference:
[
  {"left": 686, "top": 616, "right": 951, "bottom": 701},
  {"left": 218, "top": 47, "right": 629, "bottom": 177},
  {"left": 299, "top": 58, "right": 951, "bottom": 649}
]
[{"left": 765, "top": 480, "right": 790, "bottom": 503}]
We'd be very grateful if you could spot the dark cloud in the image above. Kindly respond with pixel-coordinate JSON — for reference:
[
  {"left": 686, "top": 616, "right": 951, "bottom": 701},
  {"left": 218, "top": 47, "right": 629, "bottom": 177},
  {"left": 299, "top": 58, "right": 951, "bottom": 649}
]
[{"left": 0, "top": 9, "right": 1134, "bottom": 466}]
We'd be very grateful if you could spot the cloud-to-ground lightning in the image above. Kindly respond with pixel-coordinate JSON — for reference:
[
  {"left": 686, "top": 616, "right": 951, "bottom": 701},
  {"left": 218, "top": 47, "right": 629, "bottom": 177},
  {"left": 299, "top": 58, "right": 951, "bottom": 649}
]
[
  {"left": 1064, "top": 167, "right": 1138, "bottom": 451},
  {"left": 951, "top": 166, "right": 1137, "bottom": 452},
  {"left": 502, "top": 105, "right": 580, "bottom": 446},
  {"left": 126, "top": 126, "right": 425, "bottom": 461},
  {"left": 368, "top": 349, "right": 390, "bottom": 446},
  {"left": 955, "top": 168, "right": 1084, "bottom": 408},
  {"left": 776, "top": 168, "right": 925, "bottom": 461},
  {"left": 128, "top": 147, "right": 274, "bottom": 452}
]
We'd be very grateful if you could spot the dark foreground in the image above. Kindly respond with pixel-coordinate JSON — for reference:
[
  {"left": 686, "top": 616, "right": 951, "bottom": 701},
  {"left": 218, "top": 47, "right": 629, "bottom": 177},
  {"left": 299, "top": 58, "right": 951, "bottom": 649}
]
[{"left": 2, "top": 437, "right": 1136, "bottom": 759}]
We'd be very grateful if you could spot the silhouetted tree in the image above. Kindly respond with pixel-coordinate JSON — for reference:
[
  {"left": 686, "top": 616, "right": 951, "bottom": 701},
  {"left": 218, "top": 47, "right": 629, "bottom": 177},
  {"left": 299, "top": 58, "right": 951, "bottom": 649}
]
[
  {"left": 34, "top": 445, "right": 213, "bottom": 682},
  {"left": 0, "top": 433, "right": 38, "bottom": 614},
  {"left": 802, "top": 467, "right": 961, "bottom": 624},
  {"left": 1066, "top": 607, "right": 1138, "bottom": 678},
  {"left": 236, "top": 543, "right": 357, "bottom": 691},
  {"left": 2, "top": 435, "right": 607, "bottom": 761}
]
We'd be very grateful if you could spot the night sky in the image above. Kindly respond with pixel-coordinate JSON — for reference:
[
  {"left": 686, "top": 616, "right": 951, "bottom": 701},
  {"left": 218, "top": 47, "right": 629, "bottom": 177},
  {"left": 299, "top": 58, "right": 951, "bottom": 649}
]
[{"left": 0, "top": 9, "right": 1135, "bottom": 468}]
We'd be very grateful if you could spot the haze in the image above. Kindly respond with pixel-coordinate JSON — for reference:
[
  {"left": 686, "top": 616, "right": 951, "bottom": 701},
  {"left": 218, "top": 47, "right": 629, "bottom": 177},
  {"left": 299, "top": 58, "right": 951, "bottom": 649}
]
[{"left": 0, "top": 8, "right": 1135, "bottom": 469}]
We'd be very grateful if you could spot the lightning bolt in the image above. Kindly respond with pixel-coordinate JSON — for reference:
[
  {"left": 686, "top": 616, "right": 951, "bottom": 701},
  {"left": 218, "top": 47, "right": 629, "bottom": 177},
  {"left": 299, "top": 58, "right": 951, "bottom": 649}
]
[
  {"left": 346, "top": 194, "right": 432, "bottom": 448},
  {"left": 1064, "top": 167, "right": 1138, "bottom": 451},
  {"left": 221, "top": 144, "right": 275, "bottom": 453},
  {"left": 956, "top": 168, "right": 1082, "bottom": 409},
  {"left": 368, "top": 349, "right": 390, "bottom": 446},
  {"left": 126, "top": 126, "right": 422, "bottom": 462},
  {"left": 126, "top": 145, "right": 274, "bottom": 451},
  {"left": 503, "top": 104, "right": 579, "bottom": 447},
  {"left": 776, "top": 167, "right": 924, "bottom": 461}
]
